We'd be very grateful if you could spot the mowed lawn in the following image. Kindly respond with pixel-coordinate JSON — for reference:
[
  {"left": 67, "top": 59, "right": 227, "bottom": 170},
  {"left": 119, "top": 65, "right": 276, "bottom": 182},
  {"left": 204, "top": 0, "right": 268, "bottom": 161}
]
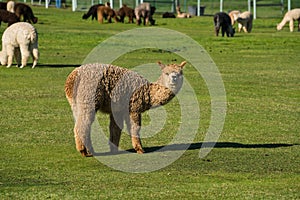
[{"left": 0, "top": 5, "right": 299, "bottom": 199}]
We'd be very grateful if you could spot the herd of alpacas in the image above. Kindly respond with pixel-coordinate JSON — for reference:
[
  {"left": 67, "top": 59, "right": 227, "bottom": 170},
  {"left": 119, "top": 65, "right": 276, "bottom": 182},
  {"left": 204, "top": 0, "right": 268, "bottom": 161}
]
[{"left": 0, "top": 2, "right": 299, "bottom": 156}]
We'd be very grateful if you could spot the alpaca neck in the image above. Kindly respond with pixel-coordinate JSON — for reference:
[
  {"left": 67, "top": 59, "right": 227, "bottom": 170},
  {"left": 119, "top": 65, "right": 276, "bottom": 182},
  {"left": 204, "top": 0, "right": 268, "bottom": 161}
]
[{"left": 149, "top": 83, "right": 175, "bottom": 108}]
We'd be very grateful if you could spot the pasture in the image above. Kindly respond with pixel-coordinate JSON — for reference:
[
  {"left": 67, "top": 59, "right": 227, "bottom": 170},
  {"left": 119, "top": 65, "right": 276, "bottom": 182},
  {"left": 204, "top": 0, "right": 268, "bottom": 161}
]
[{"left": 0, "top": 5, "right": 299, "bottom": 199}]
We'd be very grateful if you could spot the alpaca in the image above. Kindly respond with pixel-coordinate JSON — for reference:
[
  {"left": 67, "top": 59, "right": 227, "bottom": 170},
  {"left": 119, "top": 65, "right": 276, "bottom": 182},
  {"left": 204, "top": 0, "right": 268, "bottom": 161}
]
[
  {"left": 97, "top": 6, "right": 119, "bottom": 24},
  {"left": 0, "top": 22, "right": 39, "bottom": 68},
  {"left": 176, "top": 6, "right": 191, "bottom": 18},
  {"left": 277, "top": 8, "right": 300, "bottom": 32},
  {"left": 65, "top": 61, "right": 186, "bottom": 156},
  {"left": 0, "top": 9, "right": 19, "bottom": 27},
  {"left": 6, "top": 1, "right": 15, "bottom": 13},
  {"left": 229, "top": 10, "right": 241, "bottom": 25},
  {"left": 14, "top": 3, "right": 38, "bottom": 24},
  {"left": 117, "top": 4, "right": 135, "bottom": 23},
  {"left": 135, "top": 3, "right": 156, "bottom": 25},
  {"left": 236, "top": 11, "right": 253, "bottom": 33},
  {"left": 82, "top": 4, "right": 104, "bottom": 20},
  {"left": 162, "top": 12, "right": 176, "bottom": 18},
  {"left": 214, "top": 12, "right": 235, "bottom": 37},
  {"left": 7, "top": 1, "right": 15, "bottom": 13}
]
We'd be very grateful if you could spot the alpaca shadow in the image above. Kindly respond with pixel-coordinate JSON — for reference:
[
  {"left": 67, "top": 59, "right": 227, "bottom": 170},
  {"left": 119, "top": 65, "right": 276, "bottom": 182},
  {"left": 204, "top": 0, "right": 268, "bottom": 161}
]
[
  {"left": 93, "top": 142, "right": 297, "bottom": 156},
  {"left": 143, "top": 142, "right": 297, "bottom": 153}
]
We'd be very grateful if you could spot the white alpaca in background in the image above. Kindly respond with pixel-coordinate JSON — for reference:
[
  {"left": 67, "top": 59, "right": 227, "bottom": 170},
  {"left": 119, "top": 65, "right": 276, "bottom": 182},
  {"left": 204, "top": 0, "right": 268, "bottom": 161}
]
[
  {"left": 7, "top": 1, "right": 15, "bottom": 13},
  {"left": 0, "top": 22, "right": 39, "bottom": 68},
  {"left": 176, "top": 6, "right": 191, "bottom": 18},
  {"left": 229, "top": 10, "right": 241, "bottom": 25},
  {"left": 277, "top": 8, "right": 300, "bottom": 32}
]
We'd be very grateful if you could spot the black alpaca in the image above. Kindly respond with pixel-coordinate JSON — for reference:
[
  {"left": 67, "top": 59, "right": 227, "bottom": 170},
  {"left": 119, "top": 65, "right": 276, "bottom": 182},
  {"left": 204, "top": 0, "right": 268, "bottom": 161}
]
[
  {"left": 214, "top": 12, "right": 235, "bottom": 37},
  {"left": 82, "top": 4, "right": 104, "bottom": 20},
  {"left": 14, "top": 3, "right": 38, "bottom": 24},
  {"left": 0, "top": 9, "right": 20, "bottom": 27}
]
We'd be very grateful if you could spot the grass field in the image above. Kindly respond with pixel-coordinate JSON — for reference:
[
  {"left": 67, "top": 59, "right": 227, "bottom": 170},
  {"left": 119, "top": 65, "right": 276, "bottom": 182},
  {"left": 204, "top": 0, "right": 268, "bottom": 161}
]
[{"left": 0, "top": 6, "right": 299, "bottom": 199}]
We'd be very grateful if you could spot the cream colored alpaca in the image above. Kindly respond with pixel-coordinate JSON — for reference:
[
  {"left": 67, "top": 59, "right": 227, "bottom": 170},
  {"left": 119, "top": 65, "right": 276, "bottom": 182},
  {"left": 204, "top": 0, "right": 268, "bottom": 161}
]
[
  {"left": 176, "top": 6, "right": 191, "bottom": 18},
  {"left": 229, "top": 10, "right": 240, "bottom": 25},
  {"left": 7, "top": 1, "right": 15, "bottom": 13},
  {"left": 65, "top": 61, "right": 186, "bottom": 156},
  {"left": 277, "top": 8, "right": 300, "bottom": 32},
  {"left": 0, "top": 22, "right": 38, "bottom": 68}
]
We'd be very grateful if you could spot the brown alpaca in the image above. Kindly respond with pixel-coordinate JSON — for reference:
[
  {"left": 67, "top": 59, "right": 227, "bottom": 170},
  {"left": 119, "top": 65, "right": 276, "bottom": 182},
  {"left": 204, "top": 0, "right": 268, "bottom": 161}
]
[
  {"left": 117, "top": 4, "right": 135, "bottom": 23},
  {"left": 14, "top": 3, "right": 38, "bottom": 24},
  {"left": 65, "top": 61, "right": 186, "bottom": 156},
  {"left": 97, "top": 6, "right": 119, "bottom": 24}
]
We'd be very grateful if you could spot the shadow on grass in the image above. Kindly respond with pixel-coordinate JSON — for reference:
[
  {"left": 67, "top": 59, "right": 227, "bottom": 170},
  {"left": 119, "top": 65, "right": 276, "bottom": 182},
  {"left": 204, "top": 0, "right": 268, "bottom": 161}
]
[
  {"left": 94, "top": 142, "right": 297, "bottom": 156},
  {"left": 144, "top": 142, "right": 297, "bottom": 153}
]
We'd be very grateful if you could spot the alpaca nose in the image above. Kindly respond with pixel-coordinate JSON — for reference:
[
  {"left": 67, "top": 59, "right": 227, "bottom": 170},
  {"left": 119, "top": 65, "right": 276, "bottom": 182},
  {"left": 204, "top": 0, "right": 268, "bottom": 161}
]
[{"left": 171, "top": 75, "right": 177, "bottom": 82}]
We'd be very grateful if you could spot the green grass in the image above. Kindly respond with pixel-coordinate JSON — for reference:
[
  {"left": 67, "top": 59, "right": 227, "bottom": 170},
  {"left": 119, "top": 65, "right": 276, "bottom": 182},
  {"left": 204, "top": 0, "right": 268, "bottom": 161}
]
[{"left": 0, "top": 6, "right": 299, "bottom": 199}]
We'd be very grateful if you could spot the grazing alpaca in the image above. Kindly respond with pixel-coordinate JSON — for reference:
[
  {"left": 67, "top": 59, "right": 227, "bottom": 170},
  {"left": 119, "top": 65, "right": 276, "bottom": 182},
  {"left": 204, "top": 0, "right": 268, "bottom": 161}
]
[
  {"left": 7, "top": 1, "right": 15, "bottom": 13},
  {"left": 14, "top": 3, "right": 38, "bottom": 24},
  {"left": 229, "top": 10, "right": 241, "bottom": 25},
  {"left": 65, "top": 61, "right": 186, "bottom": 156},
  {"left": 176, "top": 6, "right": 191, "bottom": 18},
  {"left": 97, "top": 6, "right": 119, "bottom": 24},
  {"left": 0, "top": 9, "right": 19, "bottom": 27},
  {"left": 236, "top": 11, "right": 253, "bottom": 33},
  {"left": 214, "top": 12, "right": 235, "bottom": 37},
  {"left": 0, "top": 22, "right": 39, "bottom": 68},
  {"left": 82, "top": 4, "right": 104, "bottom": 20},
  {"left": 117, "top": 4, "right": 135, "bottom": 23},
  {"left": 277, "top": 8, "right": 300, "bottom": 32},
  {"left": 162, "top": 12, "right": 176, "bottom": 18},
  {"left": 135, "top": 3, "right": 156, "bottom": 25}
]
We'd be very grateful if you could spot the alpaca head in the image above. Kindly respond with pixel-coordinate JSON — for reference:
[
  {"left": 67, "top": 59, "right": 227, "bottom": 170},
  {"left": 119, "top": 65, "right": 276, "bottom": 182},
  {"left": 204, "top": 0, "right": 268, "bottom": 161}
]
[
  {"left": 276, "top": 23, "right": 283, "bottom": 31},
  {"left": 157, "top": 61, "right": 186, "bottom": 94},
  {"left": 0, "top": 51, "right": 7, "bottom": 66}
]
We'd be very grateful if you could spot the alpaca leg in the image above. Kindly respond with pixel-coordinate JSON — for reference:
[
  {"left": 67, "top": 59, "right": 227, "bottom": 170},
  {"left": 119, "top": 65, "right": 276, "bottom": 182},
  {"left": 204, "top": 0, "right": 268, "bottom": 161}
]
[
  {"left": 243, "top": 24, "right": 248, "bottom": 33},
  {"left": 6, "top": 46, "right": 14, "bottom": 68},
  {"left": 14, "top": 48, "right": 21, "bottom": 67},
  {"left": 19, "top": 44, "right": 30, "bottom": 69},
  {"left": 298, "top": 19, "right": 300, "bottom": 31},
  {"left": 238, "top": 23, "right": 242, "bottom": 32},
  {"left": 127, "top": 113, "right": 144, "bottom": 154},
  {"left": 31, "top": 48, "right": 39, "bottom": 68},
  {"left": 73, "top": 107, "right": 95, "bottom": 157},
  {"left": 289, "top": 20, "right": 294, "bottom": 32},
  {"left": 98, "top": 12, "right": 103, "bottom": 23},
  {"left": 109, "top": 113, "right": 123, "bottom": 153}
]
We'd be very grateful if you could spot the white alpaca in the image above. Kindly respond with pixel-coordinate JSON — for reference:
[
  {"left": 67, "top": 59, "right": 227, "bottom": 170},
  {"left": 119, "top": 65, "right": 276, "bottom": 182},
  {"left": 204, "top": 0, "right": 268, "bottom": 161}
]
[
  {"left": 0, "top": 22, "right": 39, "bottom": 68},
  {"left": 7, "top": 1, "right": 15, "bottom": 13},
  {"left": 236, "top": 11, "right": 253, "bottom": 33},
  {"left": 277, "top": 8, "right": 300, "bottom": 32},
  {"left": 176, "top": 6, "right": 191, "bottom": 18},
  {"left": 65, "top": 61, "right": 186, "bottom": 156}
]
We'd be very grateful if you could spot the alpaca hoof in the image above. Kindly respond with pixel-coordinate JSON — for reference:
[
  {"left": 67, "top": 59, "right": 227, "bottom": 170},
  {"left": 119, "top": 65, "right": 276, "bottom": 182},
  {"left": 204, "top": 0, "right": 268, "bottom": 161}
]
[
  {"left": 6, "top": 65, "right": 11, "bottom": 68},
  {"left": 80, "top": 149, "right": 93, "bottom": 157},
  {"left": 136, "top": 148, "right": 144, "bottom": 154},
  {"left": 20, "top": 65, "right": 25, "bottom": 69}
]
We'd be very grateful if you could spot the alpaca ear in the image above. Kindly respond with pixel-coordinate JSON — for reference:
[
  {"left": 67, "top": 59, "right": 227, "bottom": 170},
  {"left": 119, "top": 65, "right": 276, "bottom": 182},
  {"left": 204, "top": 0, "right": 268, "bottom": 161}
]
[
  {"left": 179, "top": 61, "right": 187, "bottom": 68},
  {"left": 157, "top": 61, "right": 165, "bottom": 69}
]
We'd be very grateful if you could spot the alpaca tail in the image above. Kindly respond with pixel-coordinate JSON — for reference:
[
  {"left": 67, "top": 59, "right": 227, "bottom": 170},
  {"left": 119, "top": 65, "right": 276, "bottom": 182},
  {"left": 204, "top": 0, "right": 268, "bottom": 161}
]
[{"left": 65, "top": 68, "right": 79, "bottom": 105}]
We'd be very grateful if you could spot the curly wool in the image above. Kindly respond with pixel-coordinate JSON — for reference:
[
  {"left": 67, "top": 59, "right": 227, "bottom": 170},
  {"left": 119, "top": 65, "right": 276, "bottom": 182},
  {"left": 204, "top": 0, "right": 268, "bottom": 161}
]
[
  {"left": 0, "top": 22, "right": 38, "bottom": 68},
  {"left": 65, "top": 62, "right": 186, "bottom": 156}
]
